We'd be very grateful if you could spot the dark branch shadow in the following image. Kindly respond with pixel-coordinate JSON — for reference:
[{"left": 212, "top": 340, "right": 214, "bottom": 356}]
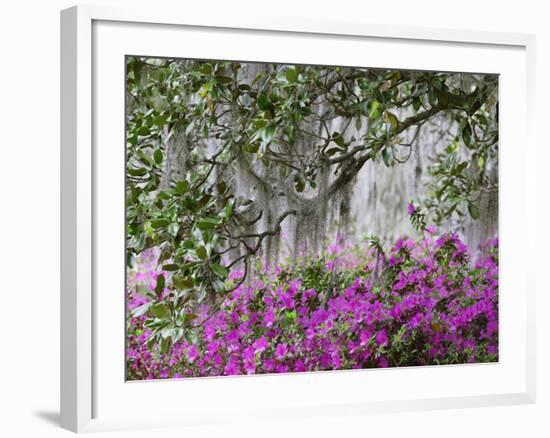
[{"left": 34, "top": 410, "right": 60, "bottom": 427}]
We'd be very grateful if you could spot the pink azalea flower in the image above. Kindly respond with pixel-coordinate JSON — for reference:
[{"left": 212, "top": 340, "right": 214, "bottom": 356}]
[
  {"left": 275, "top": 343, "right": 287, "bottom": 360},
  {"left": 425, "top": 225, "right": 438, "bottom": 235},
  {"left": 375, "top": 330, "right": 388, "bottom": 347},
  {"left": 253, "top": 336, "right": 268, "bottom": 353},
  {"left": 328, "top": 242, "right": 343, "bottom": 256},
  {"left": 228, "top": 269, "right": 245, "bottom": 281},
  {"left": 264, "top": 309, "right": 275, "bottom": 328},
  {"left": 187, "top": 345, "right": 199, "bottom": 363}
]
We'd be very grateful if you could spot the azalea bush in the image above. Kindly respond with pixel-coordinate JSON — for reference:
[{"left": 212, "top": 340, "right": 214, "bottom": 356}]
[{"left": 126, "top": 232, "right": 498, "bottom": 379}]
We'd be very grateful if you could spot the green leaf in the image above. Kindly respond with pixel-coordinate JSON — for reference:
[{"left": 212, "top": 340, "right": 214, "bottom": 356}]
[
  {"left": 196, "top": 221, "right": 215, "bottom": 230},
  {"left": 251, "top": 71, "right": 266, "bottom": 86},
  {"left": 220, "top": 202, "right": 234, "bottom": 220},
  {"left": 160, "top": 336, "right": 171, "bottom": 354},
  {"left": 467, "top": 202, "right": 480, "bottom": 220},
  {"left": 147, "top": 335, "right": 158, "bottom": 351},
  {"left": 149, "top": 302, "right": 170, "bottom": 320},
  {"left": 284, "top": 310, "right": 297, "bottom": 323},
  {"left": 153, "top": 149, "right": 163, "bottom": 164},
  {"left": 244, "top": 142, "right": 260, "bottom": 153},
  {"left": 261, "top": 125, "right": 276, "bottom": 145},
  {"left": 431, "top": 77, "right": 443, "bottom": 90},
  {"left": 183, "top": 240, "right": 195, "bottom": 249},
  {"left": 130, "top": 303, "right": 151, "bottom": 318},
  {"left": 151, "top": 218, "right": 170, "bottom": 228},
  {"left": 324, "top": 147, "right": 340, "bottom": 156},
  {"left": 162, "top": 263, "right": 179, "bottom": 271},
  {"left": 175, "top": 180, "right": 189, "bottom": 195},
  {"left": 167, "top": 223, "right": 179, "bottom": 237},
  {"left": 157, "top": 190, "right": 173, "bottom": 200},
  {"left": 196, "top": 217, "right": 220, "bottom": 230},
  {"left": 128, "top": 167, "right": 148, "bottom": 177},
  {"left": 454, "top": 162, "right": 468, "bottom": 175},
  {"left": 199, "top": 63, "right": 212, "bottom": 75},
  {"left": 136, "top": 283, "right": 154, "bottom": 298},
  {"left": 173, "top": 275, "right": 194, "bottom": 290},
  {"left": 252, "top": 119, "right": 268, "bottom": 130},
  {"left": 213, "top": 279, "right": 226, "bottom": 293},
  {"left": 183, "top": 313, "right": 198, "bottom": 325},
  {"left": 428, "top": 88, "right": 438, "bottom": 106},
  {"left": 154, "top": 274, "right": 165, "bottom": 295},
  {"left": 381, "top": 146, "right": 394, "bottom": 167},
  {"left": 369, "top": 100, "right": 382, "bottom": 119},
  {"left": 477, "top": 156, "right": 485, "bottom": 169},
  {"left": 444, "top": 204, "right": 458, "bottom": 217},
  {"left": 136, "top": 151, "right": 154, "bottom": 167},
  {"left": 257, "top": 93, "right": 271, "bottom": 111},
  {"left": 383, "top": 111, "right": 399, "bottom": 131},
  {"left": 196, "top": 246, "right": 208, "bottom": 260},
  {"left": 332, "top": 132, "right": 346, "bottom": 148},
  {"left": 153, "top": 115, "right": 168, "bottom": 127},
  {"left": 211, "top": 263, "right": 228, "bottom": 278},
  {"left": 136, "top": 126, "right": 150, "bottom": 136},
  {"left": 285, "top": 67, "right": 298, "bottom": 83},
  {"left": 476, "top": 113, "right": 488, "bottom": 127}
]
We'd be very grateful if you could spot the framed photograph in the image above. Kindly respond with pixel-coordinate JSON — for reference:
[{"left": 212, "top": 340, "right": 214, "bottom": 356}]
[{"left": 61, "top": 5, "right": 536, "bottom": 432}]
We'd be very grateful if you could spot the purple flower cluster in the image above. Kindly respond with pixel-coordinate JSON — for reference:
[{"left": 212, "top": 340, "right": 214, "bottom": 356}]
[{"left": 126, "top": 233, "right": 498, "bottom": 380}]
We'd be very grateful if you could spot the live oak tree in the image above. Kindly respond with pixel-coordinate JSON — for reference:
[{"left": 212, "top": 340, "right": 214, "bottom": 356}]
[{"left": 126, "top": 57, "right": 498, "bottom": 350}]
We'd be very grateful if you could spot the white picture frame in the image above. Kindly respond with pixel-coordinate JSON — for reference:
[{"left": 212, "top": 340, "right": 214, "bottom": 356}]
[{"left": 60, "top": 4, "right": 536, "bottom": 433}]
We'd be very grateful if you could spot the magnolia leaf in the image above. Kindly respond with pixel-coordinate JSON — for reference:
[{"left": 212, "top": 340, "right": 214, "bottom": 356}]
[
  {"left": 211, "top": 263, "right": 228, "bottom": 278},
  {"left": 153, "top": 149, "right": 163, "bottom": 164},
  {"left": 332, "top": 132, "right": 347, "bottom": 148},
  {"left": 183, "top": 240, "right": 195, "bottom": 249},
  {"left": 197, "top": 217, "right": 220, "bottom": 230},
  {"left": 261, "top": 125, "right": 276, "bottom": 144},
  {"left": 175, "top": 180, "right": 189, "bottom": 195},
  {"left": 383, "top": 111, "right": 399, "bottom": 131},
  {"left": 173, "top": 275, "right": 194, "bottom": 290},
  {"left": 381, "top": 146, "right": 394, "bottom": 167},
  {"left": 196, "top": 246, "right": 208, "bottom": 260},
  {"left": 257, "top": 93, "right": 270, "bottom": 111},
  {"left": 160, "top": 336, "right": 171, "bottom": 354},
  {"left": 245, "top": 142, "right": 260, "bottom": 153},
  {"left": 149, "top": 303, "right": 170, "bottom": 320},
  {"left": 285, "top": 67, "right": 298, "bottom": 83},
  {"left": 131, "top": 303, "right": 151, "bottom": 318},
  {"left": 467, "top": 202, "right": 480, "bottom": 220},
  {"left": 151, "top": 218, "right": 170, "bottom": 228},
  {"left": 154, "top": 274, "right": 165, "bottom": 295},
  {"left": 324, "top": 147, "right": 340, "bottom": 156},
  {"left": 369, "top": 100, "right": 382, "bottom": 119},
  {"left": 128, "top": 167, "right": 148, "bottom": 177}
]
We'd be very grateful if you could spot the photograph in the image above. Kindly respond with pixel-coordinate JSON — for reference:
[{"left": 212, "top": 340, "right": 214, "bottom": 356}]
[
  {"left": 125, "top": 57, "right": 499, "bottom": 380},
  {"left": 0, "top": 0, "right": 543, "bottom": 435}
]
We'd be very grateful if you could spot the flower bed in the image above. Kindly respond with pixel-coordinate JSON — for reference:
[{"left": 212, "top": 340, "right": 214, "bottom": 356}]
[{"left": 126, "top": 233, "right": 498, "bottom": 379}]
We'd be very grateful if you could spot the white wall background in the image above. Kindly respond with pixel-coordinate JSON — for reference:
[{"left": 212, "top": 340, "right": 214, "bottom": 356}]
[{"left": 0, "top": 1, "right": 546, "bottom": 437}]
